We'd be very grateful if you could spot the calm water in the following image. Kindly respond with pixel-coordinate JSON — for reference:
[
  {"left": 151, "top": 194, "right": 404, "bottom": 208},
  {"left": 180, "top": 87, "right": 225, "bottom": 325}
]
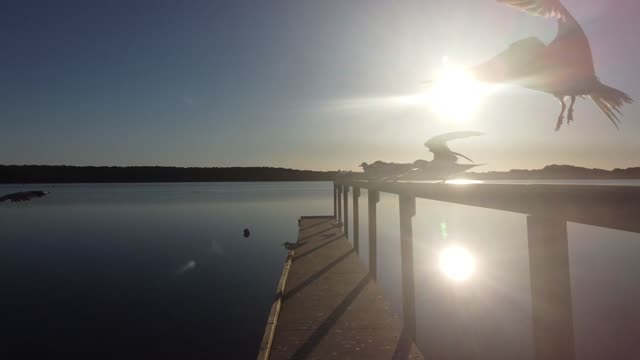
[
  {"left": 0, "top": 182, "right": 332, "bottom": 359},
  {"left": 2, "top": 181, "right": 639, "bottom": 359}
]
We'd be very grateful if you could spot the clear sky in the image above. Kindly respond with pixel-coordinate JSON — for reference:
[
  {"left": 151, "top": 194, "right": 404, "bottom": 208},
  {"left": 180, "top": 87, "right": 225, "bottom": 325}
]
[{"left": 2, "top": 0, "right": 638, "bottom": 171}]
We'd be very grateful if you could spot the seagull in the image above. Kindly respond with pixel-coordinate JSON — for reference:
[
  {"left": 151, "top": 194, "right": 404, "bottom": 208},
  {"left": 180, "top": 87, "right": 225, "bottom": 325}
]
[
  {"left": 359, "top": 161, "right": 416, "bottom": 181},
  {"left": 0, "top": 191, "right": 49, "bottom": 203},
  {"left": 470, "top": 0, "right": 632, "bottom": 131},
  {"left": 282, "top": 242, "right": 299, "bottom": 251},
  {"left": 402, "top": 132, "right": 485, "bottom": 181}
]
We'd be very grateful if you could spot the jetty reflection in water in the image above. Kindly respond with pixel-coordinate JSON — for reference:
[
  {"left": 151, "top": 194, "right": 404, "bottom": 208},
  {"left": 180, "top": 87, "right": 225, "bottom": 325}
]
[{"left": 346, "top": 183, "right": 640, "bottom": 360}]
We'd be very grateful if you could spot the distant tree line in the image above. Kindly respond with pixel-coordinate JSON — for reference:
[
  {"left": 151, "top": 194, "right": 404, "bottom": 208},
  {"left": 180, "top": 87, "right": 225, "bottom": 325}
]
[
  {"left": 0, "top": 165, "right": 341, "bottom": 184},
  {"left": 470, "top": 165, "right": 640, "bottom": 180},
  {"left": 2, "top": 164, "right": 639, "bottom": 184}
]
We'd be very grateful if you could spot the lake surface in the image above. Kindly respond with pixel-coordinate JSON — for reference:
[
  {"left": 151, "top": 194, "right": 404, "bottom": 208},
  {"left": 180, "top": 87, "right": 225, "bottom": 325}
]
[{"left": 2, "top": 181, "right": 639, "bottom": 359}]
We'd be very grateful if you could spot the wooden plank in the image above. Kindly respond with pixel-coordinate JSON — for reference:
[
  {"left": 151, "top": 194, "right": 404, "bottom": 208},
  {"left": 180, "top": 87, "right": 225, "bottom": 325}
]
[
  {"left": 343, "top": 185, "right": 349, "bottom": 239},
  {"left": 257, "top": 249, "right": 294, "bottom": 360},
  {"left": 368, "top": 190, "right": 379, "bottom": 280},
  {"left": 336, "top": 180, "right": 640, "bottom": 234},
  {"left": 337, "top": 187, "right": 342, "bottom": 226},
  {"left": 399, "top": 195, "right": 417, "bottom": 341},
  {"left": 353, "top": 187, "right": 360, "bottom": 252},
  {"left": 527, "top": 216, "right": 575, "bottom": 360},
  {"left": 268, "top": 216, "right": 424, "bottom": 360}
]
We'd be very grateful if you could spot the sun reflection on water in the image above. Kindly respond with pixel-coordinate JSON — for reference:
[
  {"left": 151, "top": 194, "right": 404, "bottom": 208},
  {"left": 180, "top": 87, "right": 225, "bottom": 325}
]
[{"left": 445, "top": 179, "right": 484, "bottom": 185}]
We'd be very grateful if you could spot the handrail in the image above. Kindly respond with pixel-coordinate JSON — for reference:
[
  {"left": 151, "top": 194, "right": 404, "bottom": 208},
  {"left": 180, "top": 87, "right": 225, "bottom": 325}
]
[
  {"left": 332, "top": 179, "right": 640, "bottom": 360},
  {"left": 336, "top": 179, "right": 640, "bottom": 233}
]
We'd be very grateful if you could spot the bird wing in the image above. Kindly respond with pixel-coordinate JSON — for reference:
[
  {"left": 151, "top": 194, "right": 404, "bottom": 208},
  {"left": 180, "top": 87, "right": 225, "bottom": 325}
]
[
  {"left": 497, "top": 0, "right": 586, "bottom": 41},
  {"left": 497, "top": 0, "right": 595, "bottom": 80},
  {"left": 497, "top": 0, "right": 570, "bottom": 20},
  {"left": 424, "top": 131, "right": 484, "bottom": 163}
]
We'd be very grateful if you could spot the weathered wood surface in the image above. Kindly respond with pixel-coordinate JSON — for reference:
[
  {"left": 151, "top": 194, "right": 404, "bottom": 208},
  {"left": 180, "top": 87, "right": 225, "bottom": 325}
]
[
  {"left": 267, "top": 216, "right": 423, "bottom": 359},
  {"left": 335, "top": 180, "right": 640, "bottom": 234}
]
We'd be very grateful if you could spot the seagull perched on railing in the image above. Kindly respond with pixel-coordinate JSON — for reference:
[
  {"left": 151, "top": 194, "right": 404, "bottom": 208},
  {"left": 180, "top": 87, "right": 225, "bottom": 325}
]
[
  {"left": 359, "top": 132, "right": 484, "bottom": 181},
  {"left": 405, "top": 131, "right": 484, "bottom": 181},
  {"left": 470, "top": 0, "right": 632, "bottom": 131},
  {"left": 359, "top": 161, "right": 415, "bottom": 181},
  {"left": 0, "top": 191, "right": 49, "bottom": 203}
]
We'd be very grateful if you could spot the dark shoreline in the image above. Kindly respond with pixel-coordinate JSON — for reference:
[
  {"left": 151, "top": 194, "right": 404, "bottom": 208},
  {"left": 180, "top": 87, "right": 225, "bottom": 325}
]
[
  {"left": 2, "top": 164, "right": 640, "bottom": 184},
  {"left": 0, "top": 165, "right": 339, "bottom": 184}
]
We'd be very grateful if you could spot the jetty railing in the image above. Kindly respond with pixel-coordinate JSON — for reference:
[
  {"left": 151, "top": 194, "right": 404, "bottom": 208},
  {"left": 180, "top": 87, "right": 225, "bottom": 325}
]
[{"left": 332, "top": 179, "right": 640, "bottom": 360}]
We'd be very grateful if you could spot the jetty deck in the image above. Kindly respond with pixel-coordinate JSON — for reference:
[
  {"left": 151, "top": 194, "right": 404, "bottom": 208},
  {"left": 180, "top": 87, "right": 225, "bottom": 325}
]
[
  {"left": 259, "top": 216, "right": 423, "bottom": 360},
  {"left": 260, "top": 180, "right": 640, "bottom": 360}
]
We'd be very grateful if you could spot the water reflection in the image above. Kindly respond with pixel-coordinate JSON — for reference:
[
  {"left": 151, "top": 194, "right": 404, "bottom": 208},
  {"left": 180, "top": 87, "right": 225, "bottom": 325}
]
[
  {"left": 438, "top": 245, "right": 475, "bottom": 282},
  {"left": 0, "top": 182, "right": 333, "bottom": 359}
]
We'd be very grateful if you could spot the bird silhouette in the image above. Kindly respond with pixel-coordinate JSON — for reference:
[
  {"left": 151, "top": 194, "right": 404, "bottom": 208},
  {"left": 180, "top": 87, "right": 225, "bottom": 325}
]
[
  {"left": 359, "top": 132, "right": 484, "bottom": 181},
  {"left": 0, "top": 191, "right": 49, "bottom": 203},
  {"left": 403, "top": 132, "right": 485, "bottom": 181},
  {"left": 359, "top": 161, "right": 416, "bottom": 181},
  {"left": 282, "top": 242, "right": 299, "bottom": 251},
  {"left": 471, "top": 0, "right": 632, "bottom": 131}
]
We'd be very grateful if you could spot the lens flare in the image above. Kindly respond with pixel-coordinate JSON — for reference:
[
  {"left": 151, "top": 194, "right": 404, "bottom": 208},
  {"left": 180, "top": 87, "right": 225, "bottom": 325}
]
[
  {"left": 426, "top": 65, "right": 491, "bottom": 121},
  {"left": 438, "top": 245, "right": 475, "bottom": 282}
]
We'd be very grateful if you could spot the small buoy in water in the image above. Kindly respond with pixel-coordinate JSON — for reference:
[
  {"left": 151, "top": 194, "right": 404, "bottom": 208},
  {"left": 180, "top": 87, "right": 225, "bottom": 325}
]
[{"left": 243, "top": 228, "right": 251, "bottom": 238}]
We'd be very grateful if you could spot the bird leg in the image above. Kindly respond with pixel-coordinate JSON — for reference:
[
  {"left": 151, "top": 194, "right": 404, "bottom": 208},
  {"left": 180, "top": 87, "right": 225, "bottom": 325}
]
[
  {"left": 555, "top": 96, "right": 567, "bottom": 131},
  {"left": 567, "top": 95, "right": 576, "bottom": 123}
]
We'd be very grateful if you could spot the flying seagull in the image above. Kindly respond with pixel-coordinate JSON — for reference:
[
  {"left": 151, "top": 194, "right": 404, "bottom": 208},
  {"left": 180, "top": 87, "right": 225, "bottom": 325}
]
[
  {"left": 470, "top": 0, "right": 632, "bottom": 130},
  {"left": 0, "top": 191, "right": 49, "bottom": 203},
  {"left": 405, "top": 131, "right": 485, "bottom": 181}
]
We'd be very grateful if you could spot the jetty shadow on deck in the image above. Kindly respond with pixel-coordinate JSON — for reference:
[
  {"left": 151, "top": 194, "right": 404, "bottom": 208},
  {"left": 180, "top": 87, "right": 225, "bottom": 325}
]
[{"left": 263, "top": 216, "right": 423, "bottom": 360}]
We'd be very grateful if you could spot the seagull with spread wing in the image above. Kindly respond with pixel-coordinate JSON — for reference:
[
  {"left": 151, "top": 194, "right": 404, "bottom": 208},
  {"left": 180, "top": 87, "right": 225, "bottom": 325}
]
[
  {"left": 407, "top": 131, "right": 485, "bottom": 180},
  {"left": 470, "top": 0, "right": 632, "bottom": 130}
]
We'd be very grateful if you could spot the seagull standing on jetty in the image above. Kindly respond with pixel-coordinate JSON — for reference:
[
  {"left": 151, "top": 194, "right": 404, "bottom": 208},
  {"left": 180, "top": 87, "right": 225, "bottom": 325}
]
[
  {"left": 470, "top": 0, "right": 632, "bottom": 130},
  {"left": 359, "top": 161, "right": 415, "bottom": 181},
  {"left": 282, "top": 242, "right": 299, "bottom": 251},
  {"left": 408, "top": 131, "right": 484, "bottom": 180}
]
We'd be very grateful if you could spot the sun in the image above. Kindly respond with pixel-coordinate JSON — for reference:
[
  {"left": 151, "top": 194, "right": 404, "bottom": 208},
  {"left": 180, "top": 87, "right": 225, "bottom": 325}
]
[
  {"left": 438, "top": 245, "right": 475, "bottom": 282},
  {"left": 426, "top": 65, "right": 491, "bottom": 121}
]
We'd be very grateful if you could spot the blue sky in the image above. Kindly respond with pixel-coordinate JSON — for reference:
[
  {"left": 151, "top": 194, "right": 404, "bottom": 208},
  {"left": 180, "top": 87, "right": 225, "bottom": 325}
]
[{"left": 1, "top": 0, "right": 638, "bottom": 171}]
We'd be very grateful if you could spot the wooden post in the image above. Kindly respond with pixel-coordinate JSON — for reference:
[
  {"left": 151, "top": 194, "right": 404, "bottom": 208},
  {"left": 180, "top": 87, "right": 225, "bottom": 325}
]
[
  {"left": 399, "top": 195, "right": 417, "bottom": 340},
  {"left": 527, "top": 216, "right": 575, "bottom": 360},
  {"left": 352, "top": 187, "right": 360, "bottom": 252},
  {"left": 343, "top": 185, "right": 349, "bottom": 239},
  {"left": 333, "top": 183, "right": 338, "bottom": 221},
  {"left": 337, "top": 186, "right": 342, "bottom": 226},
  {"left": 368, "top": 190, "right": 379, "bottom": 280}
]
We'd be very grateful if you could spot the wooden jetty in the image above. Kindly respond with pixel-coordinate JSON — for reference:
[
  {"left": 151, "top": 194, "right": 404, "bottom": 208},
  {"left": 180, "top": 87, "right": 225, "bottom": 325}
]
[
  {"left": 259, "top": 180, "right": 640, "bottom": 360},
  {"left": 258, "top": 216, "right": 423, "bottom": 359}
]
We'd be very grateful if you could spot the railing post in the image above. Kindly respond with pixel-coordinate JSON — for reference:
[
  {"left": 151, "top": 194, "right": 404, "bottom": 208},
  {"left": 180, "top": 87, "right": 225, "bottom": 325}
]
[
  {"left": 333, "top": 182, "right": 338, "bottom": 221},
  {"left": 527, "top": 216, "right": 575, "bottom": 360},
  {"left": 352, "top": 187, "right": 360, "bottom": 252},
  {"left": 343, "top": 185, "right": 349, "bottom": 239},
  {"left": 368, "top": 190, "right": 379, "bottom": 280},
  {"left": 337, "top": 185, "right": 343, "bottom": 226},
  {"left": 399, "top": 195, "right": 417, "bottom": 340}
]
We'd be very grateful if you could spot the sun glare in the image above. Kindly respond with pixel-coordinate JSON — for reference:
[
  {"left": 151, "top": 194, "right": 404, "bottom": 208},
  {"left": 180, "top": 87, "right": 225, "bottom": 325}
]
[
  {"left": 426, "top": 65, "right": 491, "bottom": 121},
  {"left": 444, "top": 179, "right": 483, "bottom": 185},
  {"left": 438, "top": 245, "right": 475, "bottom": 282}
]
